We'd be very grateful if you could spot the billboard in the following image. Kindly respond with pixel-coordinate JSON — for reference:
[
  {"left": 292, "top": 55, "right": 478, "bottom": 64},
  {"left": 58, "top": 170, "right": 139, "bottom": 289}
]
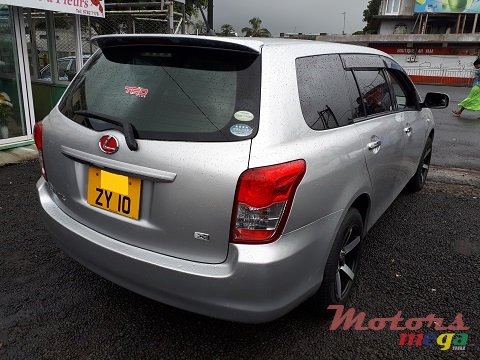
[
  {"left": 0, "top": 0, "right": 105, "bottom": 18},
  {"left": 414, "top": 0, "right": 480, "bottom": 13}
]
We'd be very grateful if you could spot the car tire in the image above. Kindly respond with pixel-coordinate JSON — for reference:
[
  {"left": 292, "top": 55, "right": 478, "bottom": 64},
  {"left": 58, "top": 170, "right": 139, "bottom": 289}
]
[
  {"left": 313, "top": 207, "right": 363, "bottom": 313},
  {"left": 406, "top": 137, "right": 433, "bottom": 192}
]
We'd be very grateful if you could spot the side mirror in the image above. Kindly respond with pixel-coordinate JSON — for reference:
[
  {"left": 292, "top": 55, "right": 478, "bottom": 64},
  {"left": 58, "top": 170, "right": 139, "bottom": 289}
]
[{"left": 422, "top": 92, "right": 449, "bottom": 109}]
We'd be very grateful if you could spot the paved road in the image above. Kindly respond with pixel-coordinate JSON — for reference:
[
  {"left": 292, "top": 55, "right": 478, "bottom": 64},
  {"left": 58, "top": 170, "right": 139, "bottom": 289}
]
[
  {"left": 1, "top": 162, "right": 479, "bottom": 359},
  {"left": 416, "top": 84, "right": 480, "bottom": 171}
]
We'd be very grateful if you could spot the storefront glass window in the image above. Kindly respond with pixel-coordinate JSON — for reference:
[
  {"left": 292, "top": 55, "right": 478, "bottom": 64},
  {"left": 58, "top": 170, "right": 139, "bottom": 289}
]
[
  {"left": 24, "top": 9, "right": 50, "bottom": 81},
  {"left": 54, "top": 12, "right": 79, "bottom": 82},
  {"left": 0, "top": 5, "right": 26, "bottom": 141}
]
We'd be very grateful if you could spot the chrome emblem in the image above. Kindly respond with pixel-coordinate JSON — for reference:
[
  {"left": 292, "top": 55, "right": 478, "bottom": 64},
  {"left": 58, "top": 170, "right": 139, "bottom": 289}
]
[
  {"left": 99, "top": 135, "right": 119, "bottom": 154},
  {"left": 194, "top": 232, "right": 210, "bottom": 241}
]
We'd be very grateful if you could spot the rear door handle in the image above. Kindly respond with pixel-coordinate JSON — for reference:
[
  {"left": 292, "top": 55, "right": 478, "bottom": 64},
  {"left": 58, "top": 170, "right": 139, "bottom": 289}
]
[
  {"left": 404, "top": 126, "right": 412, "bottom": 135},
  {"left": 367, "top": 140, "right": 382, "bottom": 150}
]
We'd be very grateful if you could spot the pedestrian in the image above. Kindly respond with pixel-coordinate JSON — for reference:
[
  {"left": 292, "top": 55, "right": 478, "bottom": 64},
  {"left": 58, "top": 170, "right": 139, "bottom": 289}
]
[{"left": 452, "top": 59, "right": 480, "bottom": 117}]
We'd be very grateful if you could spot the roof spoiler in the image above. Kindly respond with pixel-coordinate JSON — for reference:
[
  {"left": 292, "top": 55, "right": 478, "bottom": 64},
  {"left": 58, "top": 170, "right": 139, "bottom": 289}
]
[{"left": 92, "top": 35, "right": 261, "bottom": 54}]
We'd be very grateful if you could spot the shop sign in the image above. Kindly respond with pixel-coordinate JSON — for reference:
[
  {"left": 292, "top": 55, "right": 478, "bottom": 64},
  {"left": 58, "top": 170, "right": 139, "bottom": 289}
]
[{"left": 0, "top": 0, "right": 105, "bottom": 18}]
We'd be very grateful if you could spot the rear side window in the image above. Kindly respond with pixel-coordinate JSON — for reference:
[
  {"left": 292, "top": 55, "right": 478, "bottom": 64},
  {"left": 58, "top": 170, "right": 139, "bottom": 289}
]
[
  {"left": 59, "top": 46, "right": 261, "bottom": 141},
  {"left": 353, "top": 70, "right": 393, "bottom": 117},
  {"left": 296, "top": 54, "right": 354, "bottom": 131}
]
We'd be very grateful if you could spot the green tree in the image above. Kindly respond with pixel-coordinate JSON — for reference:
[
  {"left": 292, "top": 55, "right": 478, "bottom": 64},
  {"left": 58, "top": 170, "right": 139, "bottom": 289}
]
[
  {"left": 184, "top": 0, "right": 209, "bottom": 17},
  {"left": 241, "top": 17, "right": 271, "bottom": 37},
  {"left": 192, "top": 20, "right": 207, "bottom": 35},
  {"left": 362, "top": 0, "right": 381, "bottom": 33},
  {"left": 220, "top": 24, "right": 235, "bottom": 36}
]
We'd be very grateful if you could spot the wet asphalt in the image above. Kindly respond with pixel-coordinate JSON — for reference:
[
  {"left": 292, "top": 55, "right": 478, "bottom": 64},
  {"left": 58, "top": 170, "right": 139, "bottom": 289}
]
[
  {"left": 417, "top": 85, "right": 480, "bottom": 171},
  {"left": 0, "top": 161, "right": 479, "bottom": 359}
]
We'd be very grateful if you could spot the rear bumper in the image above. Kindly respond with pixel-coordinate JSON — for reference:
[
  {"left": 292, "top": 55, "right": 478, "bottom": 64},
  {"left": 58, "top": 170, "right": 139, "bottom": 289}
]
[{"left": 37, "top": 178, "right": 342, "bottom": 323}]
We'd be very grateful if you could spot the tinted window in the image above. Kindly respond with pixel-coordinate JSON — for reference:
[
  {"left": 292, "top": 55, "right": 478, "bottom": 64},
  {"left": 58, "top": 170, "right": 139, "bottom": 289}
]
[
  {"left": 296, "top": 54, "right": 354, "bottom": 130},
  {"left": 59, "top": 46, "right": 261, "bottom": 142},
  {"left": 353, "top": 70, "right": 393, "bottom": 116}
]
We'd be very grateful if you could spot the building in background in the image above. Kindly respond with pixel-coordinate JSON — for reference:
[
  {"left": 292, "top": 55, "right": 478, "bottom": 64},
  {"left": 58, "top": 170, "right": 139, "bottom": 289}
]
[{"left": 315, "top": 0, "right": 480, "bottom": 86}]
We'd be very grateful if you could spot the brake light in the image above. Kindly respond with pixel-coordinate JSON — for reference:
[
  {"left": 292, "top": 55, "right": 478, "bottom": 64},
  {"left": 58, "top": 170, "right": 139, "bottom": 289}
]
[
  {"left": 33, "top": 121, "right": 47, "bottom": 180},
  {"left": 231, "top": 160, "right": 306, "bottom": 244}
]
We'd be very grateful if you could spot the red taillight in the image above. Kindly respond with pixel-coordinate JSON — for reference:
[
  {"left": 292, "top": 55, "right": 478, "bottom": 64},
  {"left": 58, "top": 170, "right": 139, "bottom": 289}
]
[
  {"left": 231, "top": 160, "right": 306, "bottom": 244},
  {"left": 33, "top": 121, "right": 47, "bottom": 180}
]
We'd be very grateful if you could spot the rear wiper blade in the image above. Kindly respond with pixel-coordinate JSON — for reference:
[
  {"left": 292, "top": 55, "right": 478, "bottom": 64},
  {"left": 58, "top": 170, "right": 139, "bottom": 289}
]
[{"left": 75, "top": 110, "right": 138, "bottom": 151}]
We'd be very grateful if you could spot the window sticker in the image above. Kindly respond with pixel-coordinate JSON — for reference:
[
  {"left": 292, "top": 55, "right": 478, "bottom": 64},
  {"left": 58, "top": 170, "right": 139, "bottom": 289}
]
[
  {"left": 234, "top": 111, "right": 254, "bottom": 122},
  {"left": 230, "top": 124, "right": 253, "bottom": 137},
  {"left": 125, "top": 86, "right": 149, "bottom": 98}
]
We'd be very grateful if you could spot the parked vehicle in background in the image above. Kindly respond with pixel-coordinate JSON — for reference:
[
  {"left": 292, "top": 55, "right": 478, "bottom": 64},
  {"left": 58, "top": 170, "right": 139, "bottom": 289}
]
[
  {"left": 39, "top": 55, "right": 91, "bottom": 81},
  {"left": 35, "top": 35, "right": 449, "bottom": 323}
]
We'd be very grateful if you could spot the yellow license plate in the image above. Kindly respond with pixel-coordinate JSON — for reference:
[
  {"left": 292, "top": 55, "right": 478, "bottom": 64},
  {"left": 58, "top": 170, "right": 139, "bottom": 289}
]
[{"left": 87, "top": 167, "right": 142, "bottom": 220}]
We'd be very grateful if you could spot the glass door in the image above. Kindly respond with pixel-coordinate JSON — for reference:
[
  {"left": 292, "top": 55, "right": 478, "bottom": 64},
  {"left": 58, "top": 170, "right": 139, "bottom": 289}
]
[{"left": 0, "top": 5, "right": 29, "bottom": 145}]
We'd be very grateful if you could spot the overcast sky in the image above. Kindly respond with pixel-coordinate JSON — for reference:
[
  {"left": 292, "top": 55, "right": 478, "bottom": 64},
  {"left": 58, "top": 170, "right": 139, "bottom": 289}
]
[{"left": 212, "top": 0, "right": 371, "bottom": 36}]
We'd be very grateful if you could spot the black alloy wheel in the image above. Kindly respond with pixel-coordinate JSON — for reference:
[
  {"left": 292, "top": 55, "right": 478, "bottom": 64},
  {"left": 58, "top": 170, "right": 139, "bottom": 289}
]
[
  {"left": 314, "top": 207, "right": 364, "bottom": 311},
  {"left": 334, "top": 224, "right": 362, "bottom": 301}
]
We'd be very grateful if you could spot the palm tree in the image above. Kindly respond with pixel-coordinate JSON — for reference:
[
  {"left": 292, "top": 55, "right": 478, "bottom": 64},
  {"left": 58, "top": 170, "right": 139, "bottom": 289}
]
[
  {"left": 220, "top": 24, "right": 236, "bottom": 37},
  {"left": 241, "top": 17, "right": 271, "bottom": 37}
]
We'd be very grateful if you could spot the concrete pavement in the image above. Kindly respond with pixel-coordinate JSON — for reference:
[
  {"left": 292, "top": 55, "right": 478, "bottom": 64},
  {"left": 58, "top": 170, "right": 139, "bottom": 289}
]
[{"left": 0, "top": 144, "right": 38, "bottom": 167}]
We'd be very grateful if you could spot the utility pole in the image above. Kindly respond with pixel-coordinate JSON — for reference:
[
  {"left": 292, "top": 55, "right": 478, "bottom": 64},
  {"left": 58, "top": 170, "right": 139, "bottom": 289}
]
[
  {"left": 208, "top": 0, "right": 214, "bottom": 34},
  {"left": 341, "top": 12, "right": 346, "bottom": 35}
]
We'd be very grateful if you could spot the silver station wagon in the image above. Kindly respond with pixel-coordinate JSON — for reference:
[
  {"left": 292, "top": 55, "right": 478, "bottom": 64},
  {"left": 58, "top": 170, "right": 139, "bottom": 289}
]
[{"left": 35, "top": 35, "right": 448, "bottom": 323}]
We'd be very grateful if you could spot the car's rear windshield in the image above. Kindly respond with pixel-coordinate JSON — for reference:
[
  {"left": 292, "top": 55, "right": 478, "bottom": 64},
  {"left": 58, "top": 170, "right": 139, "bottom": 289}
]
[{"left": 58, "top": 45, "right": 261, "bottom": 142}]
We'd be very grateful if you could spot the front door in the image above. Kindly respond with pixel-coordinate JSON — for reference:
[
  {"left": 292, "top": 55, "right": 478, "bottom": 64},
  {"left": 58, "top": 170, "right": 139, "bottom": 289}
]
[{"left": 386, "top": 69, "right": 429, "bottom": 182}]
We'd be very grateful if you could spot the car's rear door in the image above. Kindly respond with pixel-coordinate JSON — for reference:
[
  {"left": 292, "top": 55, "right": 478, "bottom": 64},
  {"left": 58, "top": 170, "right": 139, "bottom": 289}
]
[
  {"left": 343, "top": 55, "right": 406, "bottom": 225},
  {"left": 42, "top": 37, "right": 262, "bottom": 264}
]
